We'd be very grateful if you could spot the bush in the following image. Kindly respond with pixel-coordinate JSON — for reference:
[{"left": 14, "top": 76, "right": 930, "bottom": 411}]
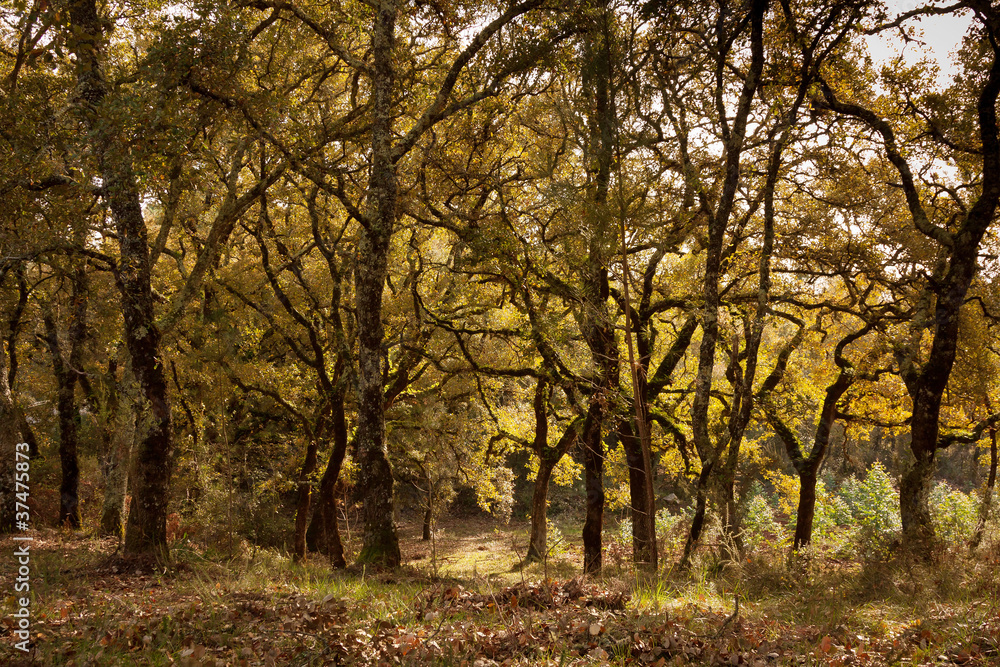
[
  {"left": 812, "top": 480, "right": 853, "bottom": 546},
  {"left": 929, "top": 482, "right": 978, "bottom": 545},
  {"left": 618, "top": 515, "right": 633, "bottom": 547},
  {"left": 838, "top": 474, "right": 862, "bottom": 515},
  {"left": 742, "top": 491, "right": 785, "bottom": 553},
  {"left": 611, "top": 506, "right": 692, "bottom": 562},
  {"left": 545, "top": 517, "right": 568, "bottom": 557},
  {"left": 656, "top": 507, "right": 691, "bottom": 557},
  {"left": 850, "top": 462, "right": 901, "bottom": 559}
]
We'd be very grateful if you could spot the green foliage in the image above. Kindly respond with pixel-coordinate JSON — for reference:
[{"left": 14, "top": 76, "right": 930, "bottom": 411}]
[
  {"left": 545, "top": 517, "right": 568, "bottom": 557},
  {"left": 847, "top": 463, "right": 901, "bottom": 559},
  {"left": 742, "top": 488, "right": 786, "bottom": 553},
  {"left": 612, "top": 506, "right": 693, "bottom": 561},
  {"left": 617, "top": 515, "right": 633, "bottom": 547},
  {"left": 655, "top": 507, "right": 685, "bottom": 539},
  {"left": 812, "top": 480, "right": 854, "bottom": 546},
  {"left": 929, "top": 482, "right": 979, "bottom": 545}
]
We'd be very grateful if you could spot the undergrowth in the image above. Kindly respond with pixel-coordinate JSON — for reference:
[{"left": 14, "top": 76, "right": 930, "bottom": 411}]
[{"left": 2, "top": 520, "right": 998, "bottom": 666}]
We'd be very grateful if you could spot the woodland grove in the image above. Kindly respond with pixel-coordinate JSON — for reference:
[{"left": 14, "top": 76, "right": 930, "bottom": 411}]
[{"left": 3, "top": 0, "right": 1000, "bottom": 580}]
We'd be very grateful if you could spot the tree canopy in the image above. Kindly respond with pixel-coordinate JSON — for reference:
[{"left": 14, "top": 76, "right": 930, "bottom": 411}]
[{"left": 2, "top": 0, "right": 1000, "bottom": 577}]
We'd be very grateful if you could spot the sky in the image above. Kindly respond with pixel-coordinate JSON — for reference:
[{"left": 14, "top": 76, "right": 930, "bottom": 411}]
[{"left": 865, "top": 1, "right": 974, "bottom": 88}]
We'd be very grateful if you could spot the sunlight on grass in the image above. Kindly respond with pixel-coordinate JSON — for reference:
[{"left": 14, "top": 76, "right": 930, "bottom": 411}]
[{"left": 6, "top": 522, "right": 999, "bottom": 666}]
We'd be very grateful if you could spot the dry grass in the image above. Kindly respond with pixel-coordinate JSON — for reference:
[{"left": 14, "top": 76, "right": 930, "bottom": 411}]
[{"left": 1, "top": 515, "right": 998, "bottom": 666}]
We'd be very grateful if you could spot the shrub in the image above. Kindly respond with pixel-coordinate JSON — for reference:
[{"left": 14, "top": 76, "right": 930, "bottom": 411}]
[
  {"left": 656, "top": 507, "right": 691, "bottom": 557},
  {"left": 850, "top": 462, "right": 901, "bottom": 559},
  {"left": 618, "top": 515, "right": 633, "bottom": 547},
  {"left": 812, "top": 480, "right": 853, "bottom": 546},
  {"left": 612, "top": 506, "right": 692, "bottom": 562},
  {"left": 545, "top": 517, "right": 568, "bottom": 557},
  {"left": 838, "top": 474, "right": 862, "bottom": 515},
  {"left": 929, "top": 482, "right": 978, "bottom": 545},
  {"left": 742, "top": 491, "right": 785, "bottom": 553}
]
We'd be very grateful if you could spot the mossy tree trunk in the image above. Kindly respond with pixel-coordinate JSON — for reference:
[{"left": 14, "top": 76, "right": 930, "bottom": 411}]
[
  {"left": 354, "top": 0, "right": 402, "bottom": 568},
  {"left": 70, "top": 0, "right": 174, "bottom": 561},
  {"left": 306, "top": 389, "right": 349, "bottom": 568},
  {"left": 42, "top": 259, "right": 89, "bottom": 528}
]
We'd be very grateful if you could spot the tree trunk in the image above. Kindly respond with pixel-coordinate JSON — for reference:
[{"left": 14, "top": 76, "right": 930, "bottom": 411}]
[
  {"left": 70, "top": 0, "right": 173, "bottom": 562},
  {"left": 355, "top": 0, "right": 401, "bottom": 567},
  {"left": 722, "top": 477, "right": 743, "bottom": 556},
  {"left": 0, "top": 351, "right": 17, "bottom": 533},
  {"left": 620, "top": 235, "right": 657, "bottom": 570},
  {"left": 679, "top": 0, "right": 767, "bottom": 569},
  {"left": 582, "top": 404, "right": 604, "bottom": 574},
  {"left": 43, "top": 311, "right": 82, "bottom": 528},
  {"left": 422, "top": 495, "right": 433, "bottom": 542},
  {"left": 619, "top": 419, "right": 655, "bottom": 563},
  {"left": 527, "top": 460, "right": 556, "bottom": 562},
  {"left": 574, "top": 0, "right": 618, "bottom": 577},
  {"left": 820, "top": 19, "right": 1000, "bottom": 555},
  {"left": 971, "top": 426, "right": 997, "bottom": 550},
  {"left": 306, "top": 392, "right": 349, "bottom": 568},
  {"left": 680, "top": 465, "right": 711, "bottom": 568},
  {"left": 293, "top": 439, "right": 319, "bottom": 561},
  {"left": 100, "top": 428, "right": 132, "bottom": 538},
  {"left": 16, "top": 407, "right": 40, "bottom": 460},
  {"left": 526, "top": 378, "right": 581, "bottom": 564},
  {"left": 101, "top": 358, "right": 135, "bottom": 537},
  {"left": 793, "top": 471, "right": 818, "bottom": 550},
  {"left": 46, "top": 262, "right": 88, "bottom": 529},
  {"left": 900, "top": 448, "right": 936, "bottom": 545},
  {"left": 5, "top": 266, "right": 40, "bottom": 461}
]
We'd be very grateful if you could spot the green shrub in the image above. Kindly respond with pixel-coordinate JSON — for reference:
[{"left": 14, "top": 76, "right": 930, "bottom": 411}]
[
  {"left": 929, "top": 482, "right": 978, "bottom": 545},
  {"left": 545, "top": 517, "right": 568, "bottom": 557},
  {"left": 850, "top": 462, "right": 901, "bottom": 559},
  {"left": 618, "top": 515, "right": 633, "bottom": 546},
  {"left": 612, "top": 506, "right": 691, "bottom": 561},
  {"left": 838, "top": 474, "right": 862, "bottom": 515},
  {"left": 656, "top": 507, "right": 691, "bottom": 557},
  {"left": 742, "top": 491, "right": 785, "bottom": 553},
  {"left": 813, "top": 480, "right": 853, "bottom": 546}
]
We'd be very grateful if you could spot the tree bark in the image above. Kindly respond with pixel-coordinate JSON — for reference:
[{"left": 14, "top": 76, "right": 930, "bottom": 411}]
[
  {"left": 44, "top": 260, "right": 89, "bottom": 529},
  {"left": 422, "top": 493, "right": 433, "bottom": 541},
  {"left": 100, "top": 356, "right": 135, "bottom": 537},
  {"left": 527, "top": 461, "right": 555, "bottom": 561},
  {"left": 0, "top": 348, "right": 17, "bottom": 533},
  {"left": 971, "top": 425, "right": 997, "bottom": 550},
  {"left": 16, "top": 407, "right": 39, "bottom": 460},
  {"left": 681, "top": 0, "right": 768, "bottom": 567},
  {"left": 69, "top": 0, "right": 174, "bottom": 561},
  {"left": 680, "top": 464, "right": 711, "bottom": 567},
  {"left": 619, "top": 419, "right": 655, "bottom": 563},
  {"left": 306, "top": 391, "right": 348, "bottom": 568},
  {"left": 899, "top": 449, "right": 936, "bottom": 544},
  {"left": 293, "top": 439, "right": 319, "bottom": 561},
  {"left": 43, "top": 307, "right": 82, "bottom": 528},
  {"left": 354, "top": 0, "right": 401, "bottom": 567},
  {"left": 100, "top": 422, "right": 133, "bottom": 538},
  {"left": 581, "top": 404, "right": 604, "bottom": 574},
  {"left": 526, "top": 378, "right": 581, "bottom": 563},
  {"left": 4, "top": 267, "right": 39, "bottom": 460},
  {"left": 576, "top": 0, "right": 619, "bottom": 575},
  {"left": 793, "top": 471, "right": 818, "bottom": 550},
  {"left": 761, "top": 322, "right": 872, "bottom": 550}
]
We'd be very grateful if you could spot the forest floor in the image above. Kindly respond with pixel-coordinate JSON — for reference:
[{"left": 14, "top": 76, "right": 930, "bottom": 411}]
[{"left": 2, "top": 515, "right": 999, "bottom": 666}]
